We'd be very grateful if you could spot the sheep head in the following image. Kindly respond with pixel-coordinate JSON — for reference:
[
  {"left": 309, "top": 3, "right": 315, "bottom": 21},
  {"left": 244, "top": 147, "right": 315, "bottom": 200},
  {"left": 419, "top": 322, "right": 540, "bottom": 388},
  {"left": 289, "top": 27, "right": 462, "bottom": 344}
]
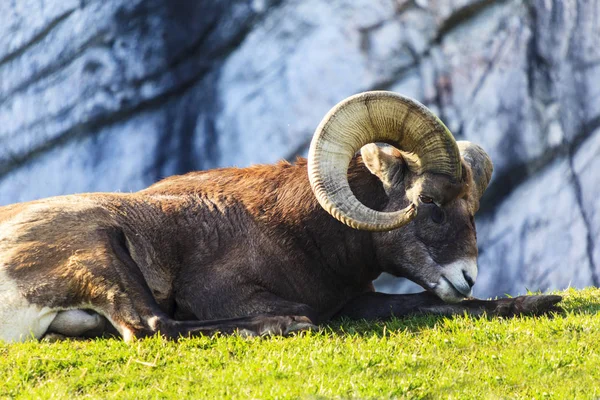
[{"left": 308, "top": 91, "right": 493, "bottom": 302}]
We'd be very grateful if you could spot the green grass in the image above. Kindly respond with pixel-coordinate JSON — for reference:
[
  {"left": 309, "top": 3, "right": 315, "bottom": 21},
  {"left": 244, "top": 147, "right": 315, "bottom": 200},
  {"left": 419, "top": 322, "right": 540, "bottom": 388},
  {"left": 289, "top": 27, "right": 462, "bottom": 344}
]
[{"left": 2, "top": 288, "right": 600, "bottom": 399}]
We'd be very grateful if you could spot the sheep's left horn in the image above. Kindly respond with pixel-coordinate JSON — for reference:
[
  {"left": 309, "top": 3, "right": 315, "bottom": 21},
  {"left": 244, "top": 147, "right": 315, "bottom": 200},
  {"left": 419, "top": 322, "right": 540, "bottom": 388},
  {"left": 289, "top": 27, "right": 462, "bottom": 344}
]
[{"left": 308, "top": 91, "right": 462, "bottom": 231}]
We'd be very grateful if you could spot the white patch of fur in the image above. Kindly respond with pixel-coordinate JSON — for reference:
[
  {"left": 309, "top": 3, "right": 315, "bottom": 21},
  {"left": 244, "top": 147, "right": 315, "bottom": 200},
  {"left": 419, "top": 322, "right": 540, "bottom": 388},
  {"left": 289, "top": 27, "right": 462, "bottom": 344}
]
[
  {"left": 147, "top": 316, "right": 161, "bottom": 331},
  {"left": 0, "top": 268, "right": 58, "bottom": 342},
  {"left": 48, "top": 310, "right": 103, "bottom": 336},
  {"left": 435, "top": 258, "right": 478, "bottom": 303},
  {"left": 121, "top": 327, "right": 136, "bottom": 343},
  {"left": 0, "top": 206, "right": 62, "bottom": 342}
]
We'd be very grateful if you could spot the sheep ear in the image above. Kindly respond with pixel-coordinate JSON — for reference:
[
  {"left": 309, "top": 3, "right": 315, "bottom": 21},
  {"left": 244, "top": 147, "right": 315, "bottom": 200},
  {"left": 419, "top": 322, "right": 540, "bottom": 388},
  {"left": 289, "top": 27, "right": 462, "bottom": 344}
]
[
  {"left": 360, "top": 144, "right": 405, "bottom": 191},
  {"left": 457, "top": 141, "right": 493, "bottom": 211}
]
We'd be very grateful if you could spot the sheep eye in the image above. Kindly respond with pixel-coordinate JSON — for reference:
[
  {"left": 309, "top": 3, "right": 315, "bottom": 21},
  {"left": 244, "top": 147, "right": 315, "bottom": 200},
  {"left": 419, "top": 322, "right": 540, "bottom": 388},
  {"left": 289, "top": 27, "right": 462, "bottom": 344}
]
[
  {"left": 419, "top": 195, "right": 433, "bottom": 204},
  {"left": 431, "top": 206, "right": 445, "bottom": 224}
]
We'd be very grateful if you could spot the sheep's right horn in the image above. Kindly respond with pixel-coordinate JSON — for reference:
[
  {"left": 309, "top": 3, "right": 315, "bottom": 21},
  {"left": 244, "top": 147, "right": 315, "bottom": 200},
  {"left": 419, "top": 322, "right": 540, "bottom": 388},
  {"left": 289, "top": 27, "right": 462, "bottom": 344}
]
[{"left": 308, "top": 91, "right": 462, "bottom": 231}]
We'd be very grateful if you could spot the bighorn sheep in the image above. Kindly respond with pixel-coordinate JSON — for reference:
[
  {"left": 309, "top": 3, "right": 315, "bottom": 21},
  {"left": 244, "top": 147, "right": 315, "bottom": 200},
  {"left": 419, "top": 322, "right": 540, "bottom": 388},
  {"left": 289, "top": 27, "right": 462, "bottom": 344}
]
[{"left": 0, "top": 91, "right": 560, "bottom": 342}]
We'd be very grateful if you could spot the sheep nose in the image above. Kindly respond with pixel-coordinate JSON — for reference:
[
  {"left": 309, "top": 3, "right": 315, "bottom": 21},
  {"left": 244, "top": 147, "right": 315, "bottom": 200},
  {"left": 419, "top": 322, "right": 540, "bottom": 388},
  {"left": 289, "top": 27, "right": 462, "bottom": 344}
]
[{"left": 463, "top": 270, "right": 475, "bottom": 288}]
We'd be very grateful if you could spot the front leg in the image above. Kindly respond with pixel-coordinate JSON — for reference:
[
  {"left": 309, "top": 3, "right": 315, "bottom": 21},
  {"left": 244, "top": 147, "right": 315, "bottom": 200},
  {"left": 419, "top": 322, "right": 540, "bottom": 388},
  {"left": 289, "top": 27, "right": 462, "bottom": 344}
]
[
  {"left": 335, "top": 291, "right": 562, "bottom": 320},
  {"left": 176, "top": 289, "right": 320, "bottom": 337}
]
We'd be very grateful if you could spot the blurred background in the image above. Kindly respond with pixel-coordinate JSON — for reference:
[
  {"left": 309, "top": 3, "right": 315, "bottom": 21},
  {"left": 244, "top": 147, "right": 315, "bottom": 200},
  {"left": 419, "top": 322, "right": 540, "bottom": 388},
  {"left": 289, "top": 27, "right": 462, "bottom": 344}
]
[{"left": 0, "top": 0, "right": 598, "bottom": 297}]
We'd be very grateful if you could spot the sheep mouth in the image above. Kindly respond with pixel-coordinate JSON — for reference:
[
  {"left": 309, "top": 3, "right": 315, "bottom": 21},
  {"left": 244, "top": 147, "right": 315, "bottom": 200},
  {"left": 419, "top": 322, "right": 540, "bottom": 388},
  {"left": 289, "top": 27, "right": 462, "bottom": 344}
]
[
  {"left": 442, "top": 276, "right": 472, "bottom": 298},
  {"left": 432, "top": 257, "right": 477, "bottom": 303},
  {"left": 429, "top": 276, "right": 471, "bottom": 304}
]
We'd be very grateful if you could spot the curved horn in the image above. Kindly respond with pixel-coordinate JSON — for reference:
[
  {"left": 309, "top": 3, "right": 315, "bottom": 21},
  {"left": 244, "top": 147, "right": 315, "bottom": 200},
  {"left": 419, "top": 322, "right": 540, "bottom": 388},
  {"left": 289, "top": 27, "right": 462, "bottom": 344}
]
[{"left": 308, "top": 91, "right": 462, "bottom": 231}]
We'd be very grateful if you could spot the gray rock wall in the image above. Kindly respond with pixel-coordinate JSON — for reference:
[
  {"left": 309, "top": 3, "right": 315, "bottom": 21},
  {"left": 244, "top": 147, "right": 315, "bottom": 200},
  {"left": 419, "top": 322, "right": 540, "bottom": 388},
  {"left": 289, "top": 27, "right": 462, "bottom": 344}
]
[{"left": 1, "top": 0, "right": 598, "bottom": 297}]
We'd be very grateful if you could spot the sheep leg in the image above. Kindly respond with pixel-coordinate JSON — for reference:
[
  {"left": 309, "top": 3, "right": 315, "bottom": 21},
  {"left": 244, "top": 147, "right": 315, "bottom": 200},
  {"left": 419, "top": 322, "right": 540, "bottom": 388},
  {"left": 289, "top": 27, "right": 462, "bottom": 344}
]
[
  {"left": 76, "top": 233, "right": 316, "bottom": 340},
  {"left": 165, "top": 315, "right": 316, "bottom": 338},
  {"left": 32, "top": 231, "right": 315, "bottom": 341},
  {"left": 334, "top": 291, "right": 563, "bottom": 320},
  {"left": 172, "top": 293, "right": 319, "bottom": 338}
]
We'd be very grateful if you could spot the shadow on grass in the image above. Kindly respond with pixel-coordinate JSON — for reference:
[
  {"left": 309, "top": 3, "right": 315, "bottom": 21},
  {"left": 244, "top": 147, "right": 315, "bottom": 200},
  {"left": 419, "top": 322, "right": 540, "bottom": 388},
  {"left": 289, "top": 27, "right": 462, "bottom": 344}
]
[{"left": 321, "top": 315, "right": 461, "bottom": 338}]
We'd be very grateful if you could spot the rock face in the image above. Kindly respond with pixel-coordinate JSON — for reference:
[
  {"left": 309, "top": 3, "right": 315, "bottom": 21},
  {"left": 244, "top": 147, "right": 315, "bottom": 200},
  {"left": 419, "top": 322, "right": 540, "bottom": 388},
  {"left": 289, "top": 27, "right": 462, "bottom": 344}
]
[{"left": 1, "top": 0, "right": 598, "bottom": 297}]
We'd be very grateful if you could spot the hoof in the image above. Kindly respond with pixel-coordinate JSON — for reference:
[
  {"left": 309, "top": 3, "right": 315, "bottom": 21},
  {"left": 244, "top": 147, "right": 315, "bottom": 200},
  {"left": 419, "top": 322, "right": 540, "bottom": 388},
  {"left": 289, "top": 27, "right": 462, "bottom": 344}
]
[
  {"left": 284, "top": 319, "right": 318, "bottom": 336},
  {"left": 256, "top": 315, "right": 317, "bottom": 336},
  {"left": 41, "top": 333, "right": 68, "bottom": 342},
  {"left": 492, "top": 294, "right": 563, "bottom": 317},
  {"left": 517, "top": 294, "right": 563, "bottom": 315},
  {"left": 237, "top": 329, "right": 259, "bottom": 338}
]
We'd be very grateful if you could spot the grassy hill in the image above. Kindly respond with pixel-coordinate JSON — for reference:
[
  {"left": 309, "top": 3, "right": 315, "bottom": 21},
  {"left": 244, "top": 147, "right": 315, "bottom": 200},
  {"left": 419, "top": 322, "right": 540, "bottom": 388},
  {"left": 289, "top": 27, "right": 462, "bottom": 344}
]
[{"left": 1, "top": 288, "right": 599, "bottom": 399}]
